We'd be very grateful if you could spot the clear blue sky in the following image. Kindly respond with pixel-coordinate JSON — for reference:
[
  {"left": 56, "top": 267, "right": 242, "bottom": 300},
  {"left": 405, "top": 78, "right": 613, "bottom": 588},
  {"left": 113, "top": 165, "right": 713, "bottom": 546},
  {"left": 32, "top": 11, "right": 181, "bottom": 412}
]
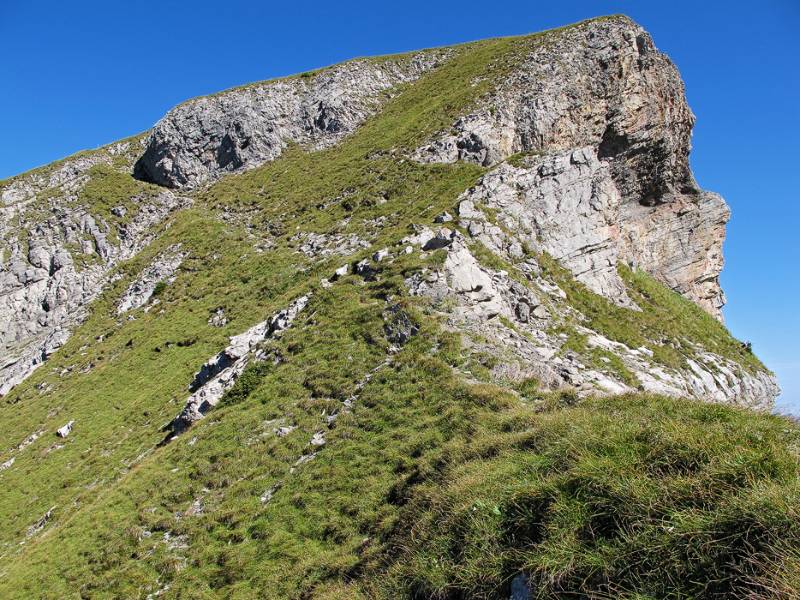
[{"left": 2, "top": 1, "right": 798, "bottom": 411}]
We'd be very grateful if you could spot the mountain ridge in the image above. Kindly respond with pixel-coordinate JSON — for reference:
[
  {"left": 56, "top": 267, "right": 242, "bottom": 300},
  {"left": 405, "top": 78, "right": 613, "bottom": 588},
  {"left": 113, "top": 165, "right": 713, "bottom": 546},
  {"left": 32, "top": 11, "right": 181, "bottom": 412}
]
[{"left": 0, "top": 15, "right": 793, "bottom": 599}]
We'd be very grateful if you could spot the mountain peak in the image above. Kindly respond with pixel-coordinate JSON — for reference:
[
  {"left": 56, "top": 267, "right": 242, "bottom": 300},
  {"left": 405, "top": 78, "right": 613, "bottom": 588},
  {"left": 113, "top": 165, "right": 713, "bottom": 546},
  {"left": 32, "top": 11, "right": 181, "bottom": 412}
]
[{"left": 0, "top": 17, "right": 788, "bottom": 598}]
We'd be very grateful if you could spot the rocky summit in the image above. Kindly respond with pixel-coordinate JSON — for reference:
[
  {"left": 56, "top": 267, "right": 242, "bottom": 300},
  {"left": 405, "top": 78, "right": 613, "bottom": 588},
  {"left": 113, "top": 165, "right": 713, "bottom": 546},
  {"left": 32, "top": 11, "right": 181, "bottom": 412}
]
[{"left": 0, "top": 16, "right": 795, "bottom": 600}]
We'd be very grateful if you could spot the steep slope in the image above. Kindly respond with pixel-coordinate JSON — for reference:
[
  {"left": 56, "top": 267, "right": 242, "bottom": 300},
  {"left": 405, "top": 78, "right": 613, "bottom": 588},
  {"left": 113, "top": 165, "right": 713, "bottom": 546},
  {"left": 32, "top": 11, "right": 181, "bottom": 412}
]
[{"left": 0, "top": 15, "right": 792, "bottom": 600}]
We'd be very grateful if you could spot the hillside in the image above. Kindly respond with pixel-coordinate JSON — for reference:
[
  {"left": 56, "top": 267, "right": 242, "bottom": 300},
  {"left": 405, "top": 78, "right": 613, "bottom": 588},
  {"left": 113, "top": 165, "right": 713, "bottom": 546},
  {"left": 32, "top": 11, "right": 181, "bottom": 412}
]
[{"left": 0, "top": 15, "right": 795, "bottom": 599}]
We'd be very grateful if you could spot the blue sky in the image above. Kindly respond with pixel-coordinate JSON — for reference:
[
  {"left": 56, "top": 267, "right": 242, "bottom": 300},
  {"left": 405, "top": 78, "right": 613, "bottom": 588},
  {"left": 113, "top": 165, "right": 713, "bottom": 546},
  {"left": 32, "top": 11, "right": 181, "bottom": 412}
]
[{"left": 1, "top": 1, "right": 798, "bottom": 411}]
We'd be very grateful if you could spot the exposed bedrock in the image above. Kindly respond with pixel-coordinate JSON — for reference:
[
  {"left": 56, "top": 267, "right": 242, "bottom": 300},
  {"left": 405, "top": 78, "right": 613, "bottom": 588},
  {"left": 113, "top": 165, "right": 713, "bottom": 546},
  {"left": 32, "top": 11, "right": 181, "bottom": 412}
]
[
  {"left": 413, "top": 16, "right": 727, "bottom": 318},
  {"left": 456, "top": 148, "right": 729, "bottom": 316},
  {"left": 0, "top": 148, "right": 186, "bottom": 395},
  {"left": 133, "top": 52, "right": 448, "bottom": 189}
]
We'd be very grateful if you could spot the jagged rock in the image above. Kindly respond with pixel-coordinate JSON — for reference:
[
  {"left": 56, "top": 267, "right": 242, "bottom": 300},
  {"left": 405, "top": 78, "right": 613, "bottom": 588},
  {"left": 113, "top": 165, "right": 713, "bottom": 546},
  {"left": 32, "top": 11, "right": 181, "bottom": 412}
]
[
  {"left": 531, "top": 305, "right": 548, "bottom": 319},
  {"left": 515, "top": 302, "right": 531, "bottom": 323},
  {"left": 444, "top": 242, "right": 503, "bottom": 317},
  {"left": 384, "top": 304, "right": 420, "bottom": 346},
  {"left": 16, "top": 430, "right": 43, "bottom": 451},
  {"left": 0, "top": 153, "right": 186, "bottom": 395},
  {"left": 171, "top": 295, "right": 310, "bottom": 435},
  {"left": 56, "top": 421, "right": 74, "bottom": 438},
  {"left": 116, "top": 246, "right": 186, "bottom": 314},
  {"left": 275, "top": 425, "right": 296, "bottom": 438},
  {"left": 260, "top": 483, "right": 281, "bottom": 504},
  {"left": 415, "top": 18, "right": 694, "bottom": 199},
  {"left": 407, "top": 237, "right": 777, "bottom": 409},
  {"left": 422, "top": 227, "right": 456, "bottom": 251},
  {"left": 293, "top": 232, "right": 369, "bottom": 258},
  {"left": 134, "top": 53, "right": 449, "bottom": 189},
  {"left": 208, "top": 308, "right": 228, "bottom": 328},
  {"left": 333, "top": 264, "right": 349, "bottom": 278},
  {"left": 414, "top": 17, "right": 727, "bottom": 318},
  {"left": 434, "top": 211, "right": 453, "bottom": 223},
  {"left": 372, "top": 248, "right": 390, "bottom": 262},
  {"left": 458, "top": 150, "right": 634, "bottom": 306},
  {"left": 26, "top": 506, "right": 55, "bottom": 537},
  {"left": 402, "top": 226, "right": 435, "bottom": 248}
]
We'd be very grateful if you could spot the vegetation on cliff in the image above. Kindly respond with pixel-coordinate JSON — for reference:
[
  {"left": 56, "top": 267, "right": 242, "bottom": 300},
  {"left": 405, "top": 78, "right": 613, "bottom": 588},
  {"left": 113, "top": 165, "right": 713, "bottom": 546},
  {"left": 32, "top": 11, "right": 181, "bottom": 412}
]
[{"left": 0, "top": 16, "right": 792, "bottom": 599}]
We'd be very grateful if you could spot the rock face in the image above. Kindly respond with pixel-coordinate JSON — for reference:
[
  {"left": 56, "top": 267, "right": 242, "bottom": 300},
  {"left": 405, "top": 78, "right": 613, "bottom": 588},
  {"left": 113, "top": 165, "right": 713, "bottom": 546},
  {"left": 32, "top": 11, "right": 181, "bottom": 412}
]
[
  {"left": 134, "top": 53, "right": 447, "bottom": 189},
  {"left": 0, "top": 144, "right": 186, "bottom": 395},
  {"left": 116, "top": 246, "right": 186, "bottom": 314},
  {"left": 405, "top": 234, "right": 779, "bottom": 410},
  {"left": 170, "top": 295, "right": 310, "bottom": 435},
  {"left": 0, "top": 15, "right": 777, "bottom": 410},
  {"left": 455, "top": 148, "right": 729, "bottom": 315},
  {"left": 414, "top": 16, "right": 727, "bottom": 318}
]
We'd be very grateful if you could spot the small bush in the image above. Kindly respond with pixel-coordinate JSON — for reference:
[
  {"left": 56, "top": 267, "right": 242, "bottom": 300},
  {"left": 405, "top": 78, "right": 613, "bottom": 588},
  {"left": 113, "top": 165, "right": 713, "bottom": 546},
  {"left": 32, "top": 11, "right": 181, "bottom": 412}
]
[{"left": 151, "top": 281, "right": 167, "bottom": 297}]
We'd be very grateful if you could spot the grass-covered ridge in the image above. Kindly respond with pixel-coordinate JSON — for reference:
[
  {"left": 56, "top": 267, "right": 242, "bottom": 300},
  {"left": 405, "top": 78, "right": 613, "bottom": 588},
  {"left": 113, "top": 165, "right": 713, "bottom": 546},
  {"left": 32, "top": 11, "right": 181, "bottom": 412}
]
[
  {"left": 535, "top": 252, "right": 767, "bottom": 374},
  {"left": 3, "top": 271, "right": 796, "bottom": 598},
  {"left": 0, "top": 15, "right": 789, "bottom": 600},
  {"left": 365, "top": 393, "right": 800, "bottom": 599}
]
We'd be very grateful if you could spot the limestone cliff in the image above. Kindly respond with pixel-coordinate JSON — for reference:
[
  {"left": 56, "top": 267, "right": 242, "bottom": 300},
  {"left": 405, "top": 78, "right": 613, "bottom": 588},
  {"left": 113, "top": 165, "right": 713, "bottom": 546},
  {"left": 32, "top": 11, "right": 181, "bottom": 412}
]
[
  {"left": 0, "top": 16, "right": 787, "bottom": 598},
  {"left": 0, "top": 16, "right": 777, "bottom": 407},
  {"left": 133, "top": 52, "right": 448, "bottom": 188},
  {"left": 412, "top": 17, "right": 727, "bottom": 317},
  {"left": 0, "top": 143, "right": 186, "bottom": 394}
]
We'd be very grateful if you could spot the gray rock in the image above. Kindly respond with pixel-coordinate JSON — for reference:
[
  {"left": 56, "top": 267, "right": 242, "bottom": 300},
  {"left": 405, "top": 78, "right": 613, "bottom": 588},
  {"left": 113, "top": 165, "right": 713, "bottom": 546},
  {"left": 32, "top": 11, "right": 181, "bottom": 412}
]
[
  {"left": 171, "top": 295, "right": 310, "bottom": 435},
  {"left": 372, "top": 248, "right": 390, "bottom": 262},
  {"left": 0, "top": 149, "right": 186, "bottom": 396},
  {"left": 406, "top": 238, "right": 778, "bottom": 409},
  {"left": 275, "top": 426, "right": 296, "bottom": 438},
  {"left": 515, "top": 301, "right": 531, "bottom": 323},
  {"left": 384, "top": 304, "right": 420, "bottom": 346},
  {"left": 56, "top": 420, "right": 74, "bottom": 438},
  {"left": 208, "top": 308, "right": 228, "bottom": 328},
  {"left": 134, "top": 52, "right": 449, "bottom": 189},
  {"left": 293, "top": 232, "right": 369, "bottom": 258},
  {"left": 531, "top": 305, "right": 549, "bottom": 319},
  {"left": 116, "top": 246, "right": 186, "bottom": 314},
  {"left": 414, "top": 16, "right": 728, "bottom": 319},
  {"left": 457, "top": 147, "right": 727, "bottom": 317},
  {"left": 422, "top": 228, "right": 455, "bottom": 251}
]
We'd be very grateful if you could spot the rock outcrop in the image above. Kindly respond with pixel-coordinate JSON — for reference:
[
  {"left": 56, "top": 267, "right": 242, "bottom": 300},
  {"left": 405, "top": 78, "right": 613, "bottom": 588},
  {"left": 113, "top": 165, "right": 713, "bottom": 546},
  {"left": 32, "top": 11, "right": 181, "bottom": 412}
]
[
  {"left": 405, "top": 233, "right": 779, "bottom": 410},
  {"left": 455, "top": 148, "right": 729, "bottom": 316},
  {"left": 0, "top": 145, "right": 186, "bottom": 395},
  {"left": 116, "top": 245, "right": 186, "bottom": 314},
  {"left": 170, "top": 295, "right": 310, "bottom": 435},
  {"left": 134, "top": 53, "right": 448, "bottom": 189},
  {"left": 414, "top": 16, "right": 726, "bottom": 318}
]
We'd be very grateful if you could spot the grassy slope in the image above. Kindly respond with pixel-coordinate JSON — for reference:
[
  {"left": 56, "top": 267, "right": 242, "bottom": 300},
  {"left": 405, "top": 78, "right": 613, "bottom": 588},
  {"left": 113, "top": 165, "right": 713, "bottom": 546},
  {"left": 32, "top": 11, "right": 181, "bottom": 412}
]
[{"left": 0, "top": 17, "right": 794, "bottom": 600}]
